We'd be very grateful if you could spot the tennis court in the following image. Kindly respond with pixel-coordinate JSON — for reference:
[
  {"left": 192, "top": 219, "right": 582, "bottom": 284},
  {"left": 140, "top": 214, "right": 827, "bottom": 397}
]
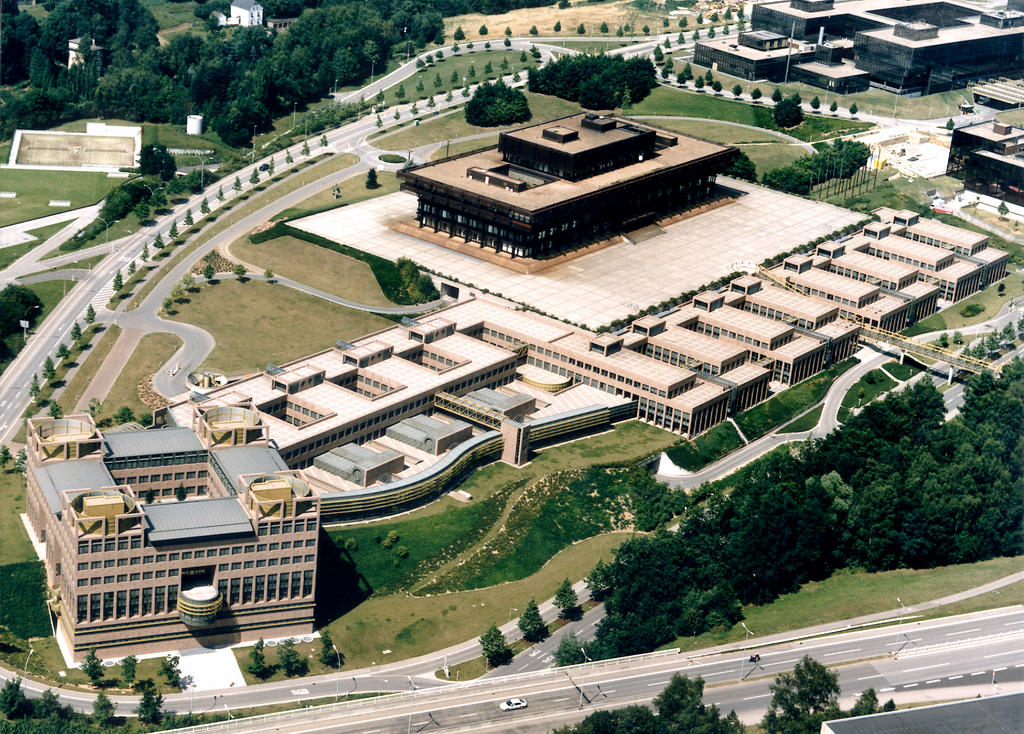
[{"left": 15, "top": 132, "right": 136, "bottom": 168}]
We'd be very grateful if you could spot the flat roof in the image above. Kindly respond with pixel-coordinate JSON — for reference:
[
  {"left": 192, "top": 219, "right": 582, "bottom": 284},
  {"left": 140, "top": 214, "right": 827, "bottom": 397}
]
[
  {"left": 856, "top": 233, "right": 953, "bottom": 267},
  {"left": 822, "top": 689, "right": 1024, "bottom": 733},
  {"left": 650, "top": 327, "right": 748, "bottom": 367},
  {"left": 859, "top": 20, "right": 1024, "bottom": 49},
  {"left": 36, "top": 460, "right": 115, "bottom": 515},
  {"left": 211, "top": 445, "right": 289, "bottom": 490},
  {"left": 144, "top": 497, "right": 253, "bottom": 544},
  {"left": 694, "top": 305, "right": 794, "bottom": 343},
  {"left": 696, "top": 37, "right": 798, "bottom": 60},
  {"left": 793, "top": 60, "right": 869, "bottom": 79},
  {"left": 901, "top": 280, "right": 941, "bottom": 299},
  {"left": 906, "top": 218, "right": 988, "bottom": 248},
  {"left": 937, "top": 259, "right": 981, "bottom": 280},
  {"left": 744, "top": 283, "right": 839, "bottom": 323},
  {"left": 401, "top": 117, "right": 731, "bottom": 212},
  {"left": 720, "top": 361, "right": 771, "bottom": 386},
  {"left": 958, "top": 119, "right": 1024, "bottom": 142},
  {"left": 832, "top": 250, "right": 919, "bottom": 282},
  {"left": 669, "top": 381, "right": 728, "bottom": 412},
  {"left": 502, "top": 113, "right": 645, "bottom": 155},
  {"left": 771, "top": 334, "right": 825, "bottom": 360},
  {"left": 786, "top": 267, "right": 879, "bottom": 303},
  {"left": 104, "top": 427, "right": 204, "bottom": 459}
]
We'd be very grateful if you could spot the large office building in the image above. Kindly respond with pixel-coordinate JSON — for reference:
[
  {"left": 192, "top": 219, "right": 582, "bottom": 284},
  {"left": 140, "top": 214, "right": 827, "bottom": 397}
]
[
  {"left": 696, "top": 0, "right": 1024, "bottom": 94},
  {"left": 947, "top": 120, "right": 1024, "bottom": 208},
  {"left": 397, "top": 113, "right": 736, "bottom": 260}
]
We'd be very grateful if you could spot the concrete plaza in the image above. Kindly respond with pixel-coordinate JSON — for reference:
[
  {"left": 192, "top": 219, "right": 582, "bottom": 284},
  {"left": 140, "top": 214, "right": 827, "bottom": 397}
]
[{"left": 292, "top": 178, "right": 864, "bottom": 327}]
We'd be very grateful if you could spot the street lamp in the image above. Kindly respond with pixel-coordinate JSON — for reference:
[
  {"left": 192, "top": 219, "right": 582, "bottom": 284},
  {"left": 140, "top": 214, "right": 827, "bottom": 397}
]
[
  {"left": 333, "top": 643, "right": 342, "bottom": 701},
  {"left": 23, "top": 647, "right": 34, "bottom": 677},
  {"left": 578, "top": 647, "right": 591, "bottom": 709},
  {"left": 224, "top": 703, "right": 232, "bottom": 733},
  {"left": 95, "top": 214, "right": 111, "bottom": 255},
  {"left": 507, "top": 607, "right": 518, "bottom": 624},
  {"left": 407, "top": 676, "right": 416, "bottom": 734},
  {"left": 739, "top": 622, "right": 754, "bottom": 680}
]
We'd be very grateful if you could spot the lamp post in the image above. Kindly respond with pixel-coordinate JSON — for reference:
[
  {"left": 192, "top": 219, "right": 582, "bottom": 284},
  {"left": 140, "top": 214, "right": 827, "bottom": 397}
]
[
  {"left": 224, "top": 703, "right": 232, "bottom": 733},
  {"left": 507, "top": 607, "right": 518, "bottom": 624},
  {"left": 95, "top": 214, "right": 111, "bottom": 255},
  {"left": 333, "top": 644, "right": 342, "bottom": 701},
  {"left": 23, "top": 647, "right": 34, "bottom": 677},
  {"left": 739, "top": 622, "right": 754, "bottom": 680},
  {"left": 407, "top": 676, "right": 415, "bottom": 734},
  {"left": 578, "top": 648, "right": 591, "bottom": 709}
]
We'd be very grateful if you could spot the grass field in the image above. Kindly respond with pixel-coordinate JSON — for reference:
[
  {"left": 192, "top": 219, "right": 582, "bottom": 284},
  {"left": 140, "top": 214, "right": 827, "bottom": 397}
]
[
  {"left": 273, "top": 167, "right": 398, "bottom": 221},
  {"left": 677, "top": 63, "right": 965, "bottom": 120},
  {"left": 0, "top": 169, "right": 122, "bottom": 227},
  {"left": 379, "top": 51, "right": 539, "bottom": 106},
  {"left": 430, "top": 135, "right": 499, "bottom": 160},
  {"left": 664, "top": 421, "right": 744, "bottom": 471},
  {"left": 883, "top": 360, "right": 922, "bottom": 382},
  {"left": 778, "top": 404, "right": 823, "bottom": 433},
  {"left": 0, "top": 471, "right": 35, "bottom": 566},
  {"left": 141, "top": 0, "right": 200, "bottom": 31},
  {"left": 665, "top": 555, "right": 1024, "bottom": 652},
  {"left": 734, "top": 358, "right": 857, "bottom": 440},
  {"left": 841, "top": 368, "right": 898, "bottom": 411},
  {"left": 444, "top": 0, "right": 664, "bottom": 40},
  {"left": 58, "top": 325, "right": 120, "bottom": 414},
  {"left": 373, "top": 92, "right": 581, "bottom": 151},
  {"left": 167, "top": 280, "right": 392, "bottom": 374},
  {"left": 233, "top": 235, "right": 396, "bottom": 307},
  {"left": 551, "top": 40, "right": 642, "bottom": 52},
  {"left": 633, "top": 117, "right": 808, "bottom": 174},
  {"left": 100, "top": 332, "right": 182, "bottom": 422},
  {"left": 904, "top": 273, "right": 1024, "bottom": 335},
  {"left": 630, "top": 86, "right": 874, "bottom": 143}
]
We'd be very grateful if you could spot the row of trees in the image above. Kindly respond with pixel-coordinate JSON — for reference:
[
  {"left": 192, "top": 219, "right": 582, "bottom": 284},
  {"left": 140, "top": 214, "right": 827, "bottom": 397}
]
[
  {"left": 527, "top": 54, "right": 657, "bottom": 110},
  {"left": 583, "top": 363, "right": 1024, "bottom": 659},
  {"left": 480, "top": 578, "right": 579, "bottom": 666},
  {"left": 761, "top": 139, "right": 872, "bottom": 195}
]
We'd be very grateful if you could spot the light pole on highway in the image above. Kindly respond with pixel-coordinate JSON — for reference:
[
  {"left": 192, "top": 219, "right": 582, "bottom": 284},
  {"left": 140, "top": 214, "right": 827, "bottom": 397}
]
[
  {"left": 407, "top": 676, "right": 416, "bottom": 734},
  {"left": 95, "top": 215, "right": 112, "bottom": 255},
  {"left": 23, "top": 646, "right": 34, "bottom": 677},
  {"left": 738, "top": 622, "right": 754, "bottom": 680},
  {"left": 578, "top": 647, "right": 591, "bottom": 709},
  {"left": 224, "top": 703, "right": 232, "bottom": 733},
  {"left": 333, "top": 643, "right": 342, "bottom": 700},
  {"left": 507, "top": 607, "right": 518, "bottom": 624}
]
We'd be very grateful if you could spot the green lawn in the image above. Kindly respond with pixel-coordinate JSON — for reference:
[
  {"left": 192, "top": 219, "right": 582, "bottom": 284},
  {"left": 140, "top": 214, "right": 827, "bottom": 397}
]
[
  {"left": 141, "top": 0, "right": 200, "bottom": 30},
  {"left": 373, "top": 92, "right": 581, "bottom": 151},
  {"left": 883, "top": 360, "right": 922, "bottom": 382},
  {"left": 100, "top": 332, "right": 183, "bottom": 423},
  {"left": 665, "top": 555, "right": 1024, "bottom": 652},
  {"left": 905, "top": 273, "right": 1024, "bottom": 335},
  {"left": 233, "top": 234, "right": 396, "bottom": 307},
  {"left": 0, "top": 169, "right": 123, "bottom": 227},
  {"left": 24, "top": 220, "right": 70, "bottom": 244},
  {"left": 0, "top": 470, "right": 35, "bottom": 566},
  {"left": 167, "top": 280, "right": 392, "bottom": 375},
  {"left": 629, "top": 86, "right": 874, "bottom": 142},
  {"left": 840, "top": 368, "right": 898, "bottom": 411},
  {"left": 58, "top": 324, "right": 121, "bottom": 414},
  {"left": 551, "top": 40, "right": 642, "bottom": 52},
  {"left": 734, "top": 358, "right": 857, "bottom": 440},
  {"left": 778, "top": 404, "right": 823, "bottom": 433},
  {"left": 273, "top": 167, "right": 398, "bottom": 222},
  {"left": 0, "top": 561, "right": 50, "bottom": 639},
  {"left": 379, "top": 50, "right": 539, "bottom": 107},
  {"left": 664, "top": 421, "right": 744, "bottom": 471},
  {"left": 0, "top": 240, "right": 44, "bottom": 273}
]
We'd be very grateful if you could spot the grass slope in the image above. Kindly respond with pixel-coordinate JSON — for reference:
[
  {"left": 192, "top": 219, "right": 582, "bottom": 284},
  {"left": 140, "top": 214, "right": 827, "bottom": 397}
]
[
  {"left": 0, "top": 169, "right": 122, "bottom": 227},
  {"left": 100, "top": 332, "right": 183, "bottom": 422}
]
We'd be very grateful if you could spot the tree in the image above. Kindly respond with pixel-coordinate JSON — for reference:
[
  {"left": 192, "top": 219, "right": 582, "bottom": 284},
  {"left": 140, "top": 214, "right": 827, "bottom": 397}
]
[
  {"left": 200, "top": 197, "right": 210, "bottom": 215},
  {"left": 174, "top": 484, "right": 186, "bottom": 501},
  {"left": 29, "top": 374, "right": 39, "bottom": 398},
  {"left": 49, "top": 401, "right": 64, "bottom": 419},
  {"left": 248, "top": 638, "right": 270, "bottom": 678},
  {"left": 139, "top": 144, "right": 177, "bottom": 180},
  {"left": 136, "top": 682, "right": 163, "bottom": 724},
  {"left": 0, "top": 677, "right": 25, "bottom": 718},
  {"left": 132, "top": 199, "right": 150, "bottom": 222},
  {"left": 302, "top": 140, "right": 310, "bottom": 156},
  {"left": 454, "top": 26, "right": 465, "bottom": 41},
  {"left": 554, "top": 20, "right": 561, "bottom": 32},
  {"left": 82, "top": 648, "right": 104, "bottom": 685},
  {"left": 121, "top": 654, "right": 137, "bottom": 686},
  {"left": 168, "top": 219, "right": 179, "bottom": 239},
  {"left": 679, "top": 17, "right": 688, "bottom": 28},
  {"left": 849, "top": 688, "right": 881, "bottom": 718},
  {"left": 88, "top": 397, "right": 101, "bottom": 419},
  {"left": 233, "top": 264, "right": 246, "bottom": 281},
  {"left": 774, "top": 95, "right": 805, "bottom": 128},
  {"left": 711, "top": 79, "right": 723, "bottom": 94},
  {"left": 810, "top": 95, "right": 820, "bottom": 110},
  {"left": 70, "top": 320, "right": 83, "bottom": 343},
  {"left": 480, "top": 24, "right": 488, "bottom": 35},
  {"left": 321, "top": 134, "right": 329, "bottom": 148},
  {"left": 233, "top": 175, "right": 242, "bottom": 192},
  {"left": 0, "top": 446, "right": 11, "bottom": 472},
  {"left": 518, "top": 598, "right": 547, "bottom": 642},
  {"left": 531, "top": 24, "right": 539, "bottom": 35},
  {"left": 217, "top": 185, "right": 225, "bottom": 201},
  {"left": 13, "top": 449, "right": 25, "bottom": 474},
  {"left": 145, "top": 488, "right": 156, "bottom": 504},
  {"left": 185, "top": 208, "right": 195, "bottom": 227},
  {"left": 249, "top": 168, "right": 260, "bottom": 185},
  {"left": 554, "top": 577, "right": 579, "bottom": 619},
  {"left": 505, "top": 26, "right": 512, "bottom": 36},
  {"left": 849, "top": 102, "right": 858, "bottom": 116},
  {"left": 946, "top": 118, "right": 955, "bottom": 130},
  {"left": 479, "top": 623, "right": 512, "bottom": 667},
  {"left": 112, "top": 269, "right": 124, "bottom": 292},
  {"left": 114, "top": 406, "right": 135, "bottom": 425},
  {"left": 42, "top": 355, "right": 56, "bottom": 384},
  {"left": 128, "top": 260, "right": 136, "bottom": 277},
  {"left": 998, "top": 200, "right": 1010, "bottom": 217},
  {"left": 953, "top": 330, "right": 964, "bottom": 345},
  {"left": 92, "top": 691, "right": 115, "bottom": 727},
  {"left": 577, "top": 23, "right": 585, "bottom": 34},
  {"left": 465, "top": 81, "right": 531, "bottom": 126},
  {"left": 554, "top": 633, "right": 586, "bottom": 666},
  {"left": 153, "top": 232, "right": 164, "bottom": 250},
  {"left": 279, "top": 639, "right": 307, "bottom": 676},
  {"left": 772, "top": 87, "right": 783, "bottom": 103},
  {"left": 938, "top": 332, "right": 950, "bottom": 348},
  {"left": 731, "top": 83, "right": 743, "bottom": 99},
  {"left": 985, "top": 331, "right": 1002, "bottom": 353},
  {"left": 830, "top": 100, "right": 838, "bottom": 114},
  {"left": 320, "top": 629, "right": 340, "bottom": 667},
  {"left": 762, "top": 656, "right": 840, "bottom": 734},
  {"left": 695, "top": 75, "right": 705, "bottom": 90},
  {"left": 202, "top": 262, "right": 216, "bottom": 281},
  {"left": 264, "top": 267, "right": 275, "bottom": 283},
  {"left": 366, "top": 168, "right": 379, "bottom": 189},
  {"left": 56, "top": 342, "right": 70, "bottom": 363},
  {"left": 85, "top": 304, "right": 96, "bottom": 325},
  {"left": 693, "top": 29, "right": 700, "bottom": 40}
]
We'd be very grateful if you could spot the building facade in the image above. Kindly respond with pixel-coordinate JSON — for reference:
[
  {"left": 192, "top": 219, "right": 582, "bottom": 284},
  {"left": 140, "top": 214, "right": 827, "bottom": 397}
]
[
  {"left": 947, "top": 120, "right": 1024, "bottom": 208},
  {"left": 398, "top": 113, "right": 736, "bottom": 259}
]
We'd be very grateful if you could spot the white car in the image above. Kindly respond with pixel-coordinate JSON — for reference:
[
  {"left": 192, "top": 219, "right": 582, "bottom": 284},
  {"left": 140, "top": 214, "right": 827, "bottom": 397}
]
[{"left": 499, "top": 697, "right": 528, "bottom": 711}]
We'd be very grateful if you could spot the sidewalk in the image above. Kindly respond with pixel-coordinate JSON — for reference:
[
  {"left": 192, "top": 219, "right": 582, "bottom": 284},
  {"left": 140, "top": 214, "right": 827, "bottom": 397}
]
[{"left": 74, "top": 326, "right": 144, "bottom": 412}]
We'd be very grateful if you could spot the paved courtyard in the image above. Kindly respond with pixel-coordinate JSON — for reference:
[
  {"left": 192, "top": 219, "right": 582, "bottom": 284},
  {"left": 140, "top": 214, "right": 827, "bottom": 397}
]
[{"left": 292, "top": 178, "right": 865, "bottom": 327}]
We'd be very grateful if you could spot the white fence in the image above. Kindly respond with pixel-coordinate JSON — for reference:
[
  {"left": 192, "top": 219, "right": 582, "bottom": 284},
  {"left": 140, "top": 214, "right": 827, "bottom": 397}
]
[
  {"left": 894, "top": 628, "right": 1024, "bottom": 659},
  {"left": 162, "top": 648, "right": 680, "bottom": 733}
]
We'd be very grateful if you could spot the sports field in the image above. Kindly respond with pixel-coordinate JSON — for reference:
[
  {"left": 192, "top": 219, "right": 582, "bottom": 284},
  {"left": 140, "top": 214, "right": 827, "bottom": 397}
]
[
  {"left": 0, "top": 168, "right": 122, "bottom": 227},
  {"left": 15, "top": 132, "right": 135, "bottom": 168}
]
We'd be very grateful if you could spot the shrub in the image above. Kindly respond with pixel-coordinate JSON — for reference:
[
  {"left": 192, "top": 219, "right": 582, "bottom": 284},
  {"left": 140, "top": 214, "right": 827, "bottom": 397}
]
[{"left": 464, "top": 81, "right": 531, "bottom": 126}]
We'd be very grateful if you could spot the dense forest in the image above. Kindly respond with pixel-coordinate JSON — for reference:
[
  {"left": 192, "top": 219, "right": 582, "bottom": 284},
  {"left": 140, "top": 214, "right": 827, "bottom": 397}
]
[
  {"left": 527, "top": 54, "right": 657, "bottom": 110},
  {"left": 0, "top": 0, "right": 561, "bottom": 144},
  {"left": 588, "top": 363, "right": 1024, "bottom": 658}
]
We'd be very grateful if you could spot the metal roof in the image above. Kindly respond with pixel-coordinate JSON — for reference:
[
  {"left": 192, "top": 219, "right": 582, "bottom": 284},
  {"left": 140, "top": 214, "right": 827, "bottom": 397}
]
[
  {"left": 144, "top": 497, "right": 253, "bottom": 544},
  {"left": 34, "top": 460, "right": 115, "bottom": 515},
  {"left": 103, "top": 427, "right": 205, "bottom": 459},
  {"left": 210, "top": 445, "right": 289, "bottom": 489},
  {"left": 822, "top": 690, "right": 1024, "bottom": 733}
]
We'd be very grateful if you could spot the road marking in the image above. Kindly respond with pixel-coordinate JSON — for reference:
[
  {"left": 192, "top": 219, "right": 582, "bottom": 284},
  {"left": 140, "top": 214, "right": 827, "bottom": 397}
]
[
  {"left": 970, "top": 671, "right": 986, "bottom": 676},
  {"left": 879, "top": 687, "right": 895, "bottom": 692},
  {"left": 886, "top": 639, "right": 922, "bottom": 646},
  {"left": 902, "top": 663, "right": 949, "bottom": 673},
  {"left": 458, "top": 713, "right": 476, "bottom": 718},
  {"left": 949, "top": 675, "right": 963, "bottom": 680},
  {"left": 984, "top": 649, "right": 1024, "bottom": 659},
  {"left": 742, "top": 694, "right": 771, "bottom": 701},
  {"left": 994, "top": 667, "right": 1007, "bottom": 672},
  {"left": 903, "top": 683, "right": 918, "bottom": 688},
  {"left": 290, "top": 689, "right": 309, "bottom": 695},
  {"left": 765, "top": 659, "right": 799, "bottom": 667},
  {"left": 857, "top": 675, "right": 884, "bottom": 681},
  {"left": 553, "top": 697, "right": 571, "bottom": 702},
  {"left": 824, "top": 648, "right": 860, "bottom": 657},
  {"left": 647, "top": 681, "right": 667, "bottom": 687},
  {"left": 1004, "top": 620, "right": 1024, "bottom": 626},
  {"left": 604, "top": 690, "right": 615, "bottom": 694},
  {"left": 945, "top": 627, "right": 982, "bottom": 636},
  {"left": 925, "top": 679, "right": 941, "bottom": 684}
]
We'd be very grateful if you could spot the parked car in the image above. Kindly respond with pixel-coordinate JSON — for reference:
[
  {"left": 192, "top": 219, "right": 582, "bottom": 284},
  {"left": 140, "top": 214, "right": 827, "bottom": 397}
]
[
  {"left": 499, "top": 698, "right": 527, "bottom": 711},
  {"left": 258, "top": 163, "right": 270, "bottom": 171}
]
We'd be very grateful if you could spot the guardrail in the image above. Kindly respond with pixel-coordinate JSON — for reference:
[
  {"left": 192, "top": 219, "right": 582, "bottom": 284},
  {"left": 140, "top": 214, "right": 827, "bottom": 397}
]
[
  {"left": 894, "top": 628, "right": 1024, "bottom": 659},
  {"left": 162, "top": 648, "right": 680, "bottom": 733}
]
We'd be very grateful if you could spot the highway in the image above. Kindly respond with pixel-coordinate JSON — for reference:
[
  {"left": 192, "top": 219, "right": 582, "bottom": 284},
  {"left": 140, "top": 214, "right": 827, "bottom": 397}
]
[{"left": 138, "top": 605, "right": 1024, "bottom": 732}]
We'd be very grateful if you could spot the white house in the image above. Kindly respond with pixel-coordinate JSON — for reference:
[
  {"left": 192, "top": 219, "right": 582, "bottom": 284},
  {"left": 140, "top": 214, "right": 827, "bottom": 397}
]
[{"left": 229, "top": 0, "right": 263, "bottom": 27}]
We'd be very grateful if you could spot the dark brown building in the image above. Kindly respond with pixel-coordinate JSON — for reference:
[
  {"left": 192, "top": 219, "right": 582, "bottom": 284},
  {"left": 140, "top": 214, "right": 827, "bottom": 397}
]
[{"left": 398, "top": 113, "right": 736, "bottom": 259}]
